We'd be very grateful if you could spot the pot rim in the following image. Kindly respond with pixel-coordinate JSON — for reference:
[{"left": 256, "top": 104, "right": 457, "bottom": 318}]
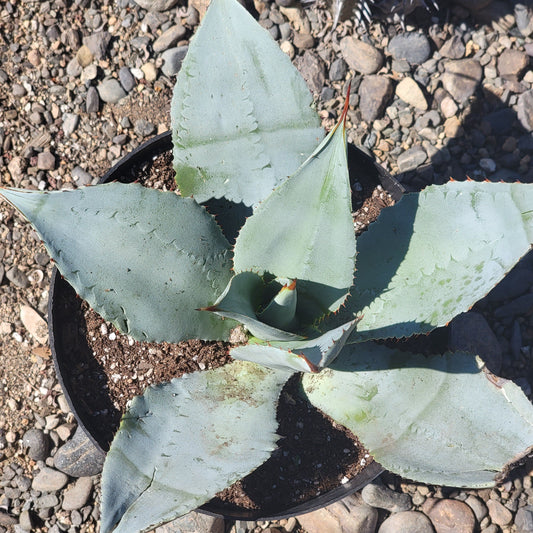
[{"left": 49, "top": 131, "right": 397, "bottom": 520}]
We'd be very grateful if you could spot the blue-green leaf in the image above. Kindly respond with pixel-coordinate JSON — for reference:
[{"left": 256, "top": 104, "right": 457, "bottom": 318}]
[
  {"left": 171, "top": 0, "right": 323, "bottom": 207},
  {"left": 233, "top": 105, "right": 355, "bottom": 316},
  {"left": 303, "top": 342, "right": 533, "bottom": 487},
  {"left": 232, "top": 320, "right": 357, "bottom": 373},
  {"left": 101, "top": 361, "right": 291, "bottom": 533},
  {"left": 0, "top": 184, "right": 234, "bottom": 342},
  {"left": 328, "top": 181, "right": 533, "bottom": 341}
]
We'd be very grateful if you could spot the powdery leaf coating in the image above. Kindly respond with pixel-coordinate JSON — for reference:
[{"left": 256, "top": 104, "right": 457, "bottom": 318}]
[
  {"left": 231, "top": 319, "right": 357, "bottom": 373},
  {"left": 101, "top": 360, "right": 292, "bottom": 533},
  {"left": 0, "top": 184, "right": 234, "bottom": 342},
  {"left": 171, "top": 0, "right": 323, "bottom": 207},
  {"left": 328, "top": 181, "right": 533, "bottom": 342},
  {"left": 233, "top": 113, "right": 355, "bottom": 315},
  {"left": 303, "top": 342, "right": 533, "bottom": 487}
]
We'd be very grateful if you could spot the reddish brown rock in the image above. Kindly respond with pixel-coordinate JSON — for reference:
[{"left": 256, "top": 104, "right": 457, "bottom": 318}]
[
  {"left": 359, "top": 76, "right": 394, "bottom": 122},
  {"left": 423, "top": 498, "right": 475, "bottom": 533}
]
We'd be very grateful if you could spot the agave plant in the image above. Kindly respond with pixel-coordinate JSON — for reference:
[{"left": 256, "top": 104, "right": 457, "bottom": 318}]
[{"left": 2, "top": 0, "right": 533, "bottom": 531}]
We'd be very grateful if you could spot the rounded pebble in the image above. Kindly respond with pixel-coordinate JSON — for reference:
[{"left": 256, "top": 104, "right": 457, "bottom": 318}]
[
  {"left": 22, "top": 429, "right": 49, "bottom": 461},
  {"left": 378, "top": 510, "right": 434, "bottom": 533}
]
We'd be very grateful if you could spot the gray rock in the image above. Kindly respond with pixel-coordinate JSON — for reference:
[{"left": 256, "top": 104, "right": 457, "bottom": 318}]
[
  {"left": 340, "top": 36, "right": 383, "bottom": 74},
  {"left": 12, "top": 83, "right": 27, "bottom": 97},
  {"left": 72, "top": 166, "right": 94, "bottom": 186},
  {"left": 439, "top": 34, "right": 465, "bottom": 59},
  {"left": 97, "top": 78, "right": 127, "bottom": 103},
  {"left": 16, "top": 475, "right": 31, "bottom": 491},
  {"left": 134, "top": 119, "right": 156, "bottom": 137},
  {"left": 378, "top": 511, "right": 434, "bottom": 533},
  {"left": 329, "top": 58, "right": 347, "bottom": 82},
  {"left": 449, "top": 312, "right": 502, "bottom": 373},
  {"left": 83, "top": 31, "right": 111, "bottom": 59},
  {"left": 0, "top": 511, "right": 17, "bottom": 527},
  {"left": 119, "top": 66, "right": 136, "bottom": 92},
  {"left": 484, "top": 108, "right": 516, "bottom": 135},
  {"left": 297, "top": 493, "right": 378, "bottom": 533},
  {"left": 518, "top": 89, "right": 533, "bottom": 132},
  {"left": 279, "top": 21, "right": 291, "bottom": 40},
  {"left": 494, "top": 293, "right": 533, "bottom": 318},
  {"left": 397, "top": 145, "right": 427, "bottom": 172},
  {"left": 465, "top": 494, "right": 488, "bottom": 523},
  {"left": 154, "top": 511, "right": 224, "bottom": 532},
  {"left": 442, "top": 59, "right": 482, "bottom": 103},
  {"left": 18, "top": 509, "right": 34, "bottom": 531},
  {"left": 479, "top": 157, "right": 496, "bottom": 173},
  {"left": 32, "top": 467, "right": 68, "bottom": 492},
  {"left": 62, "top": 477, "right": 93, "bottom": 511},
  {"left": 153, "top": 23, "right": 187, "bottom": 53},
  {"left": 86, "top": 86, "right": 100, "bottom": 113},
  {"left": 321, "top": 86, "right": 335, "bottom": 101},
  {"left": 161, "top": 46, "right": 188, "bottom": 77},
  {"left": 361, "top": 481, "right": 412, "bottom": 512},
  {"left": 33, "top": 493, "right": 59, "bottom": 509},
  {"left": 6, "top": 266, "right": 29, "bottom": 289},
  {"left": 66, "top": 57, "right": 82, "bottom": 77},
  {"left": 133, "top": 0, "right": 180, "bottom": 11},
  {"left": 515, "top": 505, "right": 533, "bottom": 533},
  {"left": 53, "top": 427, "right": 105, "bottom": 477},
  {"left": 37, "top": 151, "right": 56, "bottom": 170},
  {"left": 62, "top": 113, "right": 79, "bottom": 137},
  {"left": 22, "top": 428, "right": 49, "bottom": 461},
  {"left": 82, "top": 64, "right": 98, "bottom": 82},
  {"left": 359, "top": 75, "right": 394, "bottom": 122},
  {"left": 388, "top": 33, "right": 431, "bottom": 65},
  {"left": 515, "top": 3, "right": 533, "bottom": 37}
]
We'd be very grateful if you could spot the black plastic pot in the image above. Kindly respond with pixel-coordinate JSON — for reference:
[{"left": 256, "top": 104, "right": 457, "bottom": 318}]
[{"left": 49, "top": 131, "right": 401, "bottom": 520}]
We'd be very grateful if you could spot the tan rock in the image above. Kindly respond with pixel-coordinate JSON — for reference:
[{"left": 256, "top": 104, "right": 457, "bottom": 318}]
[
  {"left": 444, "top": 116, "right": 464, "bottom": 138},
  {"left": 341, "top": 36, "right": 384, "bottom": 75},
  {"left": 395, "top": 77, "right": 428, "bottom": 110},
  {"left": 279, "top": 6, "right": 311, "bottom": 34},
  {"left": 141, "top": 62, "right": 158, "bottom": 82},
  {"left": 440, "top": 96, "right": 458, "bottom": 118},
  {"left": 297, "top": 494, "right": 378, "bottom": 533},
  {"left": 20, "top": 305, "right": 48, "bottom": 344},
  {"left": 76, "top": 45, "right": 93, "bottom": 68}
]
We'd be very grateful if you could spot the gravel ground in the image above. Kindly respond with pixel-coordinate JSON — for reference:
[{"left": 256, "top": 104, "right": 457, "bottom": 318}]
[{"left": 1, "top": 0, "right": 533, "bottom": 532}]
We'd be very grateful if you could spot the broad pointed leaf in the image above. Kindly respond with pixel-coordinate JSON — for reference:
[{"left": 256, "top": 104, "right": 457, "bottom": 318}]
[
  {"left": 233, "top": 105, "right": 355, "bottom": 315},
  {"left": 330, "top": 181, "right": 533, "bottom": 341},
  {"left": 231, "top": 319, "right": 358, "bottom": 373},
  {"left": 303, "top": 342, "right": 533, "bottom": 487},
  {"left": 171, "top": 0, "right": 323, "bottom": 207},
  {"left": 205, "top": 272, "right": 305, "bottom": 341},
  {"left": 0, "top": 184, "right": 235, "bottom": 342},
  {"left": 101, "top": 361, "right": 292, "bottom": 533}
]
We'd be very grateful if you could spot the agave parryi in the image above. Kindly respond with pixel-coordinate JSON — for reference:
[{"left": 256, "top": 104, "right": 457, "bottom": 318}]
[{"left": 2, "top": 0, "right": 533, "bottom": 531}]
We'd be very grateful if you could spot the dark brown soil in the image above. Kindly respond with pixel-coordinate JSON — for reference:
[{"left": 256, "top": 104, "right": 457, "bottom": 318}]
[{"left": 52, "top": 144, "right": 395, "bottom": 515}]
